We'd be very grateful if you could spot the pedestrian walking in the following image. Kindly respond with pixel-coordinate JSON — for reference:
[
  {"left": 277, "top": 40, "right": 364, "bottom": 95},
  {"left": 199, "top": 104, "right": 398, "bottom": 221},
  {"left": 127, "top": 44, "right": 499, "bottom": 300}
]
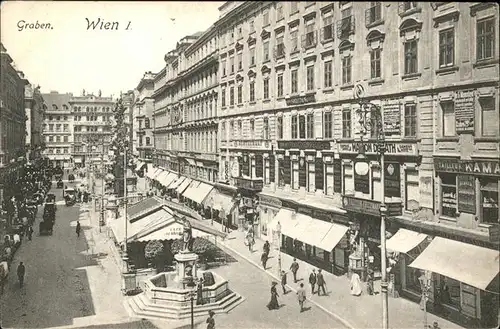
[
  {"left": 197, "top": 277, "right": 204, "bottom": 305},
  {"left": 350, "top": 271, "right": 362, "bottom": 296},
  {"left": 27, "top": 225, "right": 34, "bottom": 241},
  {"left": 267, "top": 281, "right": 280, "bottom": 310},
  {"left": 261, "top": 251, "right": 268, "bottom": 270},
  {"left": 17, "top": 262, "right": 25, "bottom": 288},
  {"left": 245, "top": 228, "right": 254, "bottom": 252},
  {"left": 206, "top": 310, "right": 215, "bottom": 329},
  {"left": 297, "top": 283, "right": 307, "bottom": 312},
  {"left": 76, "top": 221, "right": 81, "bottom": 238},
  {"left": 317, "top": 269, "right": 327, "bottom": 296},
  {"left": 309, "top": 269, "right": 317, "bottom": 294},
  {"left": 290, "top": 258, "right": 299, "bottom": 283},
  {"left": 280, "top": 270, "right": 287, "bottom": 294},
  {"left": 263, "top": 240, "right": 270, "bottom": 258}
]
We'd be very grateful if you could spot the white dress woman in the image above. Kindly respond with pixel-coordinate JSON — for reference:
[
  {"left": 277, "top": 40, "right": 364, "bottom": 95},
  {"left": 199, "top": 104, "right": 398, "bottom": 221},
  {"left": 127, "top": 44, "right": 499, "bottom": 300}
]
[{"left": 350, "top": 272, "right": 362, "bottom": 296}]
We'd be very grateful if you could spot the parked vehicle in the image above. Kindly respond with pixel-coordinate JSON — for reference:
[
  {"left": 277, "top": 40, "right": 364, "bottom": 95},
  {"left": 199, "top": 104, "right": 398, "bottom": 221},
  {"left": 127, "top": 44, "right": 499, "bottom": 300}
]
[{"left": 64, "top": 188, "right": 77, "bottom": 206}]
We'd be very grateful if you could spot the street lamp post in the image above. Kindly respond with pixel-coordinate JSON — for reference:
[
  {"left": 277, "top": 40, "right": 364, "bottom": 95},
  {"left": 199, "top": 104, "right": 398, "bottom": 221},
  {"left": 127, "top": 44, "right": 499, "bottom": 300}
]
[
  {"left": 123, "top": 147, "right": 129, "bottom": 273},
  {"left": 99, "top": 142, "right": 105, "bottom": 232},
  {"left": 190, "top": 288, "right": 196, "bottom": 329},
  {"left": 276, "top": 221, "right": 282, "bottom": 277},
  {"left": 354, "top": 100, "right": 389, "bottom": 329}
]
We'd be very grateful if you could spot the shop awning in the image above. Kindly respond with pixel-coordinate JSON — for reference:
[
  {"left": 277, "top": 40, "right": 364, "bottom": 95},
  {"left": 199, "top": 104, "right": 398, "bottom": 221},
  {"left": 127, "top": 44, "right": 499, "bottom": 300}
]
[
  {"left": 176, "top": 178, "right": 192, "bottom": 195},
  {"left": 270, "top": 208, "right": 298, "bottom": 237},
  {"left": 185, "top": 158, "right": 196, "bottom": 166},
  {"left": 158, "top": 172, "right": 177, "bottom": 187},
  {"left": 384, "top": 229, "right": 428, "bottom": 254},
  {"left": 285, "top": 214, "right": 313, "bottom": 240},
  {"left": 109, "top": 206, "right": 175, "bottom": 244},
  {"left": 168, "top": 175, "right": 185, "bottom": 190},
  {"left": 409, "top": 237, "right": 500, "bottom": 290},
  {"left": 135, "top": 161, "right": 146, "bottom": 171},
  {"left": 316, "top": 223, "right": 349, "bottom": 252},
  {"left": 189, "top": 182, "right": 214, "bottom": 204},
  {"left": 207, "top": 190, "right": 235, "bottom": 213},
  {"left": 182, "top": 181, "right": 201, "bottom": 200},
  {"left": 153, "top": 169, "right": 167, "bottom": 182},
  {"left": 299, "top": 214, "right": 335, "bottom": 248},
  {"left": 148, "top": 168, "right": 161, "bottom": 180},
  {"left": 136, "top": 217, "right": 211, "bottom": 242}
]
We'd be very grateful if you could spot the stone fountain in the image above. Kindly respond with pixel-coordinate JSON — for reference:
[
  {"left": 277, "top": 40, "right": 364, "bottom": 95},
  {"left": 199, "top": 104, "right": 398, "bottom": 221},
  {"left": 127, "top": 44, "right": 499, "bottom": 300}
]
[{"left": 125, "top": 218, "right": 244, "bottom": 320}]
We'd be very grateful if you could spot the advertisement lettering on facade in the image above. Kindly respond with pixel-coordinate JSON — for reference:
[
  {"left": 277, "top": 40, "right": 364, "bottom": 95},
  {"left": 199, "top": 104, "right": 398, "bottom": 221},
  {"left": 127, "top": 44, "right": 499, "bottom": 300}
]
[{"left": 434, "top": 158, "right": 500, "bottom": 177}]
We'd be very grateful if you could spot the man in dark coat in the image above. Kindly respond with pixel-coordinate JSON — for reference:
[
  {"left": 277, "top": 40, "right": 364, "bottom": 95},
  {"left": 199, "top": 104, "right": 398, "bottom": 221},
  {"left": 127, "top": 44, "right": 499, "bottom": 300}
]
[
  {"left": 309, "top": 269, "right": 317, "bottom": 294},
  {"left": 17, "top": 262, "right": 25, "bottom": 288},
  {"left": 263, "top": 240, "right": 270, "bottom": 258},
  {"left": 76, "top": 221, "right": 81, "bottom": 238},
  {"left": 317, "top": 269, "right": 327, "bottom": 296},
  {"left": 280, "top": 270, "right": 287, "bottom": 294},
  {"left": 261, "top": 251, "right": 268, "bottom": 270},
  {"left": 290, "top": 258, "right": 299, "bottom": 283}
]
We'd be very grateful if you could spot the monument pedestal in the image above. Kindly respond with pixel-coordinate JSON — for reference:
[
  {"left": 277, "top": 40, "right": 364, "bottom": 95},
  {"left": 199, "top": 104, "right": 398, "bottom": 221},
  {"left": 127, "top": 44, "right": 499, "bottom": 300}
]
[{"left": 174, "top": 252, "right": 199, "bottom": 289}]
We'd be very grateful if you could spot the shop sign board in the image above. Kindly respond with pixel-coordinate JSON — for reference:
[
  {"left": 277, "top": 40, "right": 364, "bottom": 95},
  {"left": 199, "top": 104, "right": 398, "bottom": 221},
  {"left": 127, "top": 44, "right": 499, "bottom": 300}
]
[
  {"left": 382, "top": 101, "right": 401, "bottom": 136},
  {"left": 454, "top": 90, "right": 475, "bottom": 133},
  {"left": 457, "top": 175, "right": 476, "bottom": 214},
  {"left": 259, "top": 195, "right": 282, "bottom": 208},
  {"left": 278, "top": 140, "right": 332, "bottom": 150},
  {"left": 434, "top": 158, "right": 500, "bottom": 177},
  {"left": 337, "top": 142, "right": 417, "bottom": 156},
  {"left": 285, "top": 94, "right": 316, "bottom": 106},
  {"left": 342, "top": 195, "right": 403, "bottom": 217}
]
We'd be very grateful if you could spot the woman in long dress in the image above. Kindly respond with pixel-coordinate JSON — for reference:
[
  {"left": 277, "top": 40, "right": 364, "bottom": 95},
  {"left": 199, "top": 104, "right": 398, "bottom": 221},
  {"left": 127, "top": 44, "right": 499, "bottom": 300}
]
[
  {"left": 350, "top": 272, "right": 363, "bottom": 296},
  {"left": 267, "top": 282, "right": 280, "bottom": 310}
]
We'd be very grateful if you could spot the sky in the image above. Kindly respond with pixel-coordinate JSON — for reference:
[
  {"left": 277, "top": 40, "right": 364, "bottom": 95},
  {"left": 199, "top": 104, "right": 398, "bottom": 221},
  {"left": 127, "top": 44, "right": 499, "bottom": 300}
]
[{"left": 1, "top": 1, "right": 224, "bottom": 98}]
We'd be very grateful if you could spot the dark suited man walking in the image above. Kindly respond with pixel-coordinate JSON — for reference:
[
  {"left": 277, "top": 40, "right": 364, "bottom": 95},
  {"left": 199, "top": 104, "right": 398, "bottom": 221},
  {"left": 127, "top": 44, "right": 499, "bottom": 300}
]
[
  {"left": 17, "top": 262, "right": 26, "bottom": 288},
  {"left": 76, "top": 221, "right": 81, "bottom": 238}
]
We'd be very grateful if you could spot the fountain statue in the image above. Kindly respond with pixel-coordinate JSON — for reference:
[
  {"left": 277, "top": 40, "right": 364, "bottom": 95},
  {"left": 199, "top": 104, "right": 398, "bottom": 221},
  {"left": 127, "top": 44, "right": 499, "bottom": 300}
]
[
  {"left": 174, "top": 217, "right": 198, "bottom": 287},
  {"left": 181, "top": 217, "right": 194, "bottom": 253}
]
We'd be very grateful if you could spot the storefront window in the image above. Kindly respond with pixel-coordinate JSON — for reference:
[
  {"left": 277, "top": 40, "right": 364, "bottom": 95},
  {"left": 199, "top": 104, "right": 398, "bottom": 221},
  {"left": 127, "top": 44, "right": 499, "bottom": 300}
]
[
  {"left": 343, "top": 162, "right": 354, "bottom": 194},
  {"left": 441, "top": 173, "right": 457, "bottom": 218},
  {"left": 325, "top": 163, "right": 334, "bottom": 196},
  {"left": 264, "top": 157, "right": 270, "bottom": 185},
  {"left": 405, "top": 169, "right": 419, "bottom": 209},
  {"left": 292, "top": 161, "right": 299, "bottom": 190},
  {"left": 405, "top": 257, "right": 422, "bottom": 293},
  {"left": 480, "top": 178, "right": 499, "bottom": 224},
  {"left": 440, "top": 275, "right": 461, "bottom": 308},
  {"left": 307, "top": 162, "right": 315, "bottom": 192}
]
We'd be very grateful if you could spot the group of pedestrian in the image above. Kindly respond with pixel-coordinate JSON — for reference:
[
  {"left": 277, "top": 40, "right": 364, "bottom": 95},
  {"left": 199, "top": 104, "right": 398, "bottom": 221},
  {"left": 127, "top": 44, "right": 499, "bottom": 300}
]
[{"left": 308, "top": 268, "right": 327, "bottom": 296}]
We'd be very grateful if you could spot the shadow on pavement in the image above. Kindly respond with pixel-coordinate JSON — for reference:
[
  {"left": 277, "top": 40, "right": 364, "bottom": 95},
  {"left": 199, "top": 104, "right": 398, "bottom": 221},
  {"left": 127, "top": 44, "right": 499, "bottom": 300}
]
[{"left": 0, "top": 196, "right": 103, "bottom": 329}]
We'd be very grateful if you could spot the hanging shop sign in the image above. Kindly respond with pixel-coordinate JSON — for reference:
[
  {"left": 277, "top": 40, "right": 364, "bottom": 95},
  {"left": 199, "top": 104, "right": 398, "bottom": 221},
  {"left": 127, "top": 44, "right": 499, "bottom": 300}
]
[
  {"left": 285, "top": 94, "right": 316, "bottom": 106},
  {"left": 384, "top": 163, "right": 401, "bottom": 198},
  {"left": 259, "top": 195, "right": 282, "bottom": 208},
  {"left": 277, "top": 140, "right": 332, "bottom": 150},
  {"left": 454, "top": 90, "right": 475, "bottom": 133},
  {"left": 457, "top": 175, "right": 476, "bottom": 214},
  {"left": 337, "top": 142, "right": 418, "bottom": 156},
  {"left": 382, "top": 101, "right": 401, "bottom": 136},
  {"left": 342, "top": 195, "right": 403, "bottom": 217},
  {"left": 434, "top": 158, "right": 500, "bottom": 177}
]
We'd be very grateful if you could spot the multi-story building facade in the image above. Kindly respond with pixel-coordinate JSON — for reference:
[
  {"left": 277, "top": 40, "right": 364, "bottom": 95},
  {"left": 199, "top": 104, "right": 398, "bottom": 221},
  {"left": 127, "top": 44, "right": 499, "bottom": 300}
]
[
  {"left": 0, "top": 43, "right": 29, "bottom": 201},
  {"left": 215, "top": 2, "right": 499, "bottom": 327},
  {"left": 41, "top": 91, "right": 73, "bottom": 168},
  {"left": 153, "top": 29, "right": 219, "bottom": 183},
  {"left": 122, "top": 90, "right": 134, "bottom": 150},
  {"left": 132, "top": 72, "right": 155, "bottom": 162},
  {"left": 25, "top": 84, "right": 45, "bottom": 161},
  {"left": 71, "top": 91, "right": 115, "bottom": 167}
]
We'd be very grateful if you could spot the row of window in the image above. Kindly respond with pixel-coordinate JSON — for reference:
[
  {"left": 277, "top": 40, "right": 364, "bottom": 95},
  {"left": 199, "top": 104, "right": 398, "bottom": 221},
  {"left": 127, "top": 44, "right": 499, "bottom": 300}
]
[
  {"left": 43, "top": 124, "right": 69, "bottom": 132},
  {"left": 44, "top": 147, "right": 70, "bottom": 154},
  {"left": 72, "top": 106, "right": 112, "bottom": 112},
  {"left": 73, "top": 126, "right": 111, "bottom": 132},
  {"left": 46, "top": 135, "right": 70, "bottom": 143},
  {"left": 45, "top": 115, "right": 68, "bottom": 121}
]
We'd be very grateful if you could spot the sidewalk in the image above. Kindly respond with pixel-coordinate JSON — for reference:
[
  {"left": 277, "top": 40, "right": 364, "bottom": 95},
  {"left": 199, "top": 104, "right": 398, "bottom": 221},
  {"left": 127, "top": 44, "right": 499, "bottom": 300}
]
[{"left": 202, "top": 219, "right": 464, "bottom": 329}]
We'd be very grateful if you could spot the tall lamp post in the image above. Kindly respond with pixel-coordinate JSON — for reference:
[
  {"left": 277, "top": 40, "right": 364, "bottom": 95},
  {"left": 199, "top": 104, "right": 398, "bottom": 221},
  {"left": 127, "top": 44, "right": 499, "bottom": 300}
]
[
  {"left": 354, "top": 99, "right": 388, "bottom": 329},
  {"left": 276, "top": 221, "right": 282, "bottom": 277},
  {"left": 123, "top": 146, "right": 129, "bottom": 273}
]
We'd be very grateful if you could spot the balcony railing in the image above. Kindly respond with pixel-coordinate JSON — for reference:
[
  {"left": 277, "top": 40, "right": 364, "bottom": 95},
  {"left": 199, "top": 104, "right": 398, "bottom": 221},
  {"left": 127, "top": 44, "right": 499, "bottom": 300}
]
[
  {"left": 301, "top": 30, "right": 318, "bottom": 50},
  {"left": 336, "top": 16, "right": 355, "bottom": 38}
]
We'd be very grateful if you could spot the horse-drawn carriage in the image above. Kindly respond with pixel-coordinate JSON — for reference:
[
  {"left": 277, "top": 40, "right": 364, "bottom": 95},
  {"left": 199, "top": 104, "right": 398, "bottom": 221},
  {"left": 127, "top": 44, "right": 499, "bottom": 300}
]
[
  {"left": 39, "top": 201, "right": 56, "bottom": 235},
  {"left": 64, "top": 188, "right": 77, "bottom": 206}
]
